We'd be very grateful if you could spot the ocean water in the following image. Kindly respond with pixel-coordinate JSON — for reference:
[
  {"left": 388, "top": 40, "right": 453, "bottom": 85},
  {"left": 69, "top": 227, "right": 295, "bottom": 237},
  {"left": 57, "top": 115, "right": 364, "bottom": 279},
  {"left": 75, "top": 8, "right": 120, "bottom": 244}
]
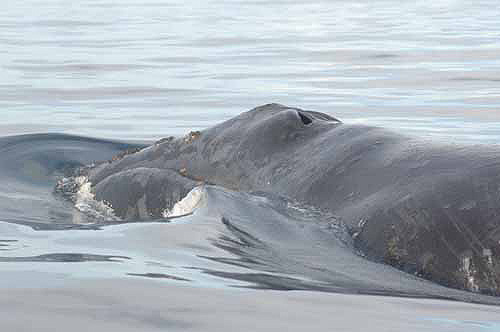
[
  {"left": 1, "top": 0, "right": 500, "bottom": 142},
  {"left": 2, "top": 1, "right": 500, "bottom": 331}
]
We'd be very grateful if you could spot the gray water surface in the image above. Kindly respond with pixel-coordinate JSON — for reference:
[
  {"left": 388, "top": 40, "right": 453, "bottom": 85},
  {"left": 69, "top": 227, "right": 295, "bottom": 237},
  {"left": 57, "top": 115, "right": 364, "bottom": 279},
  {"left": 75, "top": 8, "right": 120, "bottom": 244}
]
[{"left": 1, "top": 0, "right": 500, "bottom": 141}]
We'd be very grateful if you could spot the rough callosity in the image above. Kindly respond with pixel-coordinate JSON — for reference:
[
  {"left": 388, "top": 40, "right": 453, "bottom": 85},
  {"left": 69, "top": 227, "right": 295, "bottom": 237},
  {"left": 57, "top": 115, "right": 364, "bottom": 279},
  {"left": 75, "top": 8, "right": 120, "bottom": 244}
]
[
  {"left": 82, "top": 103, "right": 500, "bottom": 295},
  {"left": 93, "top": 168, "right": 199, "bottom": 220}
]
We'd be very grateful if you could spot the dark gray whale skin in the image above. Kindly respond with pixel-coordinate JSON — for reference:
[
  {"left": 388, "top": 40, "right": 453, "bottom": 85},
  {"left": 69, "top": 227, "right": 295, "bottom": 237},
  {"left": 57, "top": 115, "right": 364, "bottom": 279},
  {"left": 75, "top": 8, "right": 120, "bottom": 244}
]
[{"left": 83, "top": 103, "right": 500, "bottom": 296}]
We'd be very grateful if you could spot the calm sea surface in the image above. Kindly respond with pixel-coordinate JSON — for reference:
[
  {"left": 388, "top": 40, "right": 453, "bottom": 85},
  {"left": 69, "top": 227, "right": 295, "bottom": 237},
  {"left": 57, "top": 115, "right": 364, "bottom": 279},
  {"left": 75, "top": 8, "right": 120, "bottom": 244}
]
[
  {"left": 2, "top": 3, "right": 500, "bottom": 328},
  {"left": 1, "top": 0, "right": 500, "bottom": 142}
]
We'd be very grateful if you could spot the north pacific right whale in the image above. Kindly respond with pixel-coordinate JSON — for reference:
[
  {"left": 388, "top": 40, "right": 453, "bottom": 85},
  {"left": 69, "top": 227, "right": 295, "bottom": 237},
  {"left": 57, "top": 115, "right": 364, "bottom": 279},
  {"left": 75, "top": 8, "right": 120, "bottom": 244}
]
[{"left": 59, "top": 103, "right": 500, "bottom": 297}]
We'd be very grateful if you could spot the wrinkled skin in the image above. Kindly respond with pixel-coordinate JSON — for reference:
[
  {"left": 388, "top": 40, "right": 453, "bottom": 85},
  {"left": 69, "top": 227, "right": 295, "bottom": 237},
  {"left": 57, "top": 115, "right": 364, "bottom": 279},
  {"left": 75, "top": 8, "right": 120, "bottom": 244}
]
[{"left": 84, "top": 103, "right": 500, "bottom": 295}]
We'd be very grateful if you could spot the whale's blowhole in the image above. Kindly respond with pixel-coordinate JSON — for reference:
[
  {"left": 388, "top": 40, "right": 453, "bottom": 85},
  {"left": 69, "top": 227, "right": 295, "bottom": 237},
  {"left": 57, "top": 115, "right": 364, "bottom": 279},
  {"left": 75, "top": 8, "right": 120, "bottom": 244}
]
[{"left": 298, "top": 111, "right": 313, "bottom": 125}]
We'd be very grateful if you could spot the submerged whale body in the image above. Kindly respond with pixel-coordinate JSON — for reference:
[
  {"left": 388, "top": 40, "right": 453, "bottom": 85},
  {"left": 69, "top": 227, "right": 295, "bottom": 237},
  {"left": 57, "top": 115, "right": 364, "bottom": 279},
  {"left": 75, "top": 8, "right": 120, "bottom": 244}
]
[{"left": 65, "top": 104, "right": 500, "bottom": 297}]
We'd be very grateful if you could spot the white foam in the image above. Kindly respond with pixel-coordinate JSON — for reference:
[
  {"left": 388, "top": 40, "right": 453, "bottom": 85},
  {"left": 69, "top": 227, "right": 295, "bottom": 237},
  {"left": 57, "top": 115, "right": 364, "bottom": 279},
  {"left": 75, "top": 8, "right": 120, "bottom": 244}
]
[
  {"left": 163, "top": 186, "right": 204, "bottom": 218},
  {"left": 72, "top": 176, "right": 121, "bottom": 222}
]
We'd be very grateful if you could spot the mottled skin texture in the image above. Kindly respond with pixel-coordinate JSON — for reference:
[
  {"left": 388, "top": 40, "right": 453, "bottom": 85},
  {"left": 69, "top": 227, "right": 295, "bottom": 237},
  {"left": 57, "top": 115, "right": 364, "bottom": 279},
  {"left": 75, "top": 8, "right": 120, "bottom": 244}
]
[{"left": 86, "top": 104, "right": 500, "bottom": 295}]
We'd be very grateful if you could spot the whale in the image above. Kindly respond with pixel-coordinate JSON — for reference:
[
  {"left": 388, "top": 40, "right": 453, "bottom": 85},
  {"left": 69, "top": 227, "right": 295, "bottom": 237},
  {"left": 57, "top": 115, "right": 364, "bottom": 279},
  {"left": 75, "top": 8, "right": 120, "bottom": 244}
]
[{"left": 58, "top": 103, "right": 500, "bottom": 297}]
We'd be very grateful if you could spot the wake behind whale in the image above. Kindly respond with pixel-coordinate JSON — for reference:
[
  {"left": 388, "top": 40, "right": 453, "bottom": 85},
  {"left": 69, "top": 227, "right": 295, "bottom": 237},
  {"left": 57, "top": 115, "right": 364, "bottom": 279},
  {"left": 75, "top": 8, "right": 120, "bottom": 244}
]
[
  {"left": 0, "top": 133, "right": 145, "bottom": 229},
  {"left": 1, "top": 104, "right": 500, "bottom": 307}
]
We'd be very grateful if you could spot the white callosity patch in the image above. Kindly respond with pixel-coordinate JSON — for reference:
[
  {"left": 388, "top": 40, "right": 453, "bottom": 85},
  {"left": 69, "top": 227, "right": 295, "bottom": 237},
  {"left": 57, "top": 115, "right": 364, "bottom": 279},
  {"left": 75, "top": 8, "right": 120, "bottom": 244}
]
[
  {"left": 58, "top": 176, "right": 121, "bottom": 222},
  {"left": 461, "top": 255, "right": 480, "bottom": 292},
  {"left": 163, "top": 186, "right": 205, "bottom": 218}
]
